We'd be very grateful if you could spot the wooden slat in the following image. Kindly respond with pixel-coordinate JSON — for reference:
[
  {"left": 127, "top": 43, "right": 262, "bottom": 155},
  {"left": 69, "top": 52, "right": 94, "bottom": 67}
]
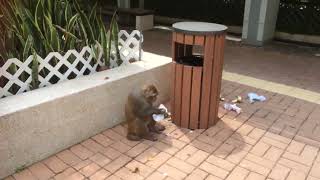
[
  {"left": 208, "top": 35, "right": 222, "bottom": 126},
  {"left": 172, "top": 33, "right": 177, "bottom": 62},
  {"left": 184, "top": 35, "right": 194, "bottom": 45},
  {"left": 176, "top": 33, "right": 184, "bottom": 44},
  {"left": 174, "top": 63, "right": 183, "bottom": 126},
  {"left": 189, "top": 66, "right": 202, "bottom": 129},
  {"left": 171, "top": 36, "right": 177, "bottom": 123},
  {"left": 180, "top": 65, "right": 192, "bottom": 128},
  {"left": 199, "top": 36, "right": 215, "bottom": 129},
  {"left": 194, "top": 35, "right": 205, "bottom": 46},
  {"left": 213, "top": 34, "right": 226, "bottom": 125},
  {"left": 172, "top": 32, "right": 177, "bottom": 42},
  {"left": 170, "top": 62, "right": 177, "bottom": 123}
]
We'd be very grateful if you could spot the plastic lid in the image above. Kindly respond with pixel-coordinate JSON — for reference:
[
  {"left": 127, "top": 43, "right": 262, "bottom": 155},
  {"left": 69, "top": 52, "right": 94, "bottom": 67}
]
[{"left": 172, "top": 22, "right": 228, "bottom": 35}]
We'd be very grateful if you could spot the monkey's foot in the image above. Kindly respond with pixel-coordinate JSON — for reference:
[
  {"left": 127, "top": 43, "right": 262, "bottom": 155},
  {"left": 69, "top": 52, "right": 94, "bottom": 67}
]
[
  {"left": 155, "top": 123, "right": 166, "bottom": 131},
  {"left": 143, "top": 134, "right": 158, "bottom": 141},
  {"left": 149, "top": 125, "right": 161, "bottom": 134},
  {"left": 127, "top": 134, "right": 142, "bottom": 141}
]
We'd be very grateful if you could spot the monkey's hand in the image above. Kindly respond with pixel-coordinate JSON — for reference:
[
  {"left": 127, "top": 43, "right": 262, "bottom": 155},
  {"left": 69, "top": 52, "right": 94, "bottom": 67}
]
[
  {"left": 159, "top": 108, "right": 167, "bottom": 114},
  {"left": 151, "top": 107, "right": 165, "bottom": 115},
  {"left": 143, "top": 107, "right": 163, "bottom": 117},
  {"left": 164, "top": 112, "right": 170, "bottom": 118}
]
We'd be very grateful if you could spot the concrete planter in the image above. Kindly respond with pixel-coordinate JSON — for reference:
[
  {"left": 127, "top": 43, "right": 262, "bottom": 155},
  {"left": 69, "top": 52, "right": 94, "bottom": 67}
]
[{"left": 0, "top": 52, "right": 171, "bottom": 178}]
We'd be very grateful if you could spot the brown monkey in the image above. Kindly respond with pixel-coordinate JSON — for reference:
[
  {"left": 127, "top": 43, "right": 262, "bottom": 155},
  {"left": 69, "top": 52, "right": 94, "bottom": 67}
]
[{"left": 125, "top": 85, "right": 166, "bottom": 141}]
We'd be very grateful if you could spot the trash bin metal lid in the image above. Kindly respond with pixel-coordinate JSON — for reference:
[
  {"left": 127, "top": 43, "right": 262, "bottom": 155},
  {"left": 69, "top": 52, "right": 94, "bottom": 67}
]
[{"left": 172, "top": 22, "right": 228, "bottom": 35}]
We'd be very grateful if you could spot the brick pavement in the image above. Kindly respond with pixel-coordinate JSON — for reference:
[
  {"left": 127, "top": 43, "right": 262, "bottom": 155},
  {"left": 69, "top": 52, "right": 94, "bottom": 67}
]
[{"left": 5, "top": 80, "right": 320, "bottom": 180}]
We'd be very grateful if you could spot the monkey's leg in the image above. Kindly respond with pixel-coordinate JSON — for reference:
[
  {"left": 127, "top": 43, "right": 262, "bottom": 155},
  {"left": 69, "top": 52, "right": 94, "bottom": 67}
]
[
  {"left": 142, "top": 132, "right": 158, "bottom": 141},
  {"left": 138, "top": 120, "right": 158, "bottom": 141},
  {"left": 148, "top": 118, "right": 161, "bottom": 134},
  {"left": 127, "top": 121, "right": 142, "bottom": 141},
  {"left": 127, "top": 133, "right": 142, "bottom": 141},
  {"left": 155, "top": 123, "right": 166, "bottom": 131},
  {"left": 149, "top": 119, "right": 166, "bottom": 132}
]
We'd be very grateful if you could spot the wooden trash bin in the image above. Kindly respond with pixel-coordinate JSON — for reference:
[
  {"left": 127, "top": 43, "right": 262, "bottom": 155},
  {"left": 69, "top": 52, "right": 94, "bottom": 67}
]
[{"left": 171, "top": 22, "right": 227, "bottom": 129}]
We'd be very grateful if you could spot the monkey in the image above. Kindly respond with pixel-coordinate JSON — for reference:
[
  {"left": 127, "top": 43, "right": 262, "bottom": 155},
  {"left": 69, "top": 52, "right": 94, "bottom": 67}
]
[{"left": 125, "top": 85, "right": 166, "bottom": 141}]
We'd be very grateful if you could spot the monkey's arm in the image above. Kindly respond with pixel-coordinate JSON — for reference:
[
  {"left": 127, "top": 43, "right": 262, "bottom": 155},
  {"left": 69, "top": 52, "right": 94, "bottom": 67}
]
[
  {"left": 146, "top": 106, "right": 164, "bottom": 115},
  {"left": 135, "top": 103, "right": 163, "bottom": 119}
]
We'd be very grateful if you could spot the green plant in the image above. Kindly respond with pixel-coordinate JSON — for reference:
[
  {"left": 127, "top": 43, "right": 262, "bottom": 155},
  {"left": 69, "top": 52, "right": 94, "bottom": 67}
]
[
  {"left": 0, "top": 0, "right": 120, "bottom": 89},
  {"left": 30, "top": 49, "right": 40, "bottom": 90}
]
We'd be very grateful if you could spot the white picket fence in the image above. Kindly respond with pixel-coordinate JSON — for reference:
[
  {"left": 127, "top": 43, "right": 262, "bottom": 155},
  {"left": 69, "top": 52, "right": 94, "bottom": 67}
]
[{"left": 0, "top": 30, "right": 143, "bottom": 98}]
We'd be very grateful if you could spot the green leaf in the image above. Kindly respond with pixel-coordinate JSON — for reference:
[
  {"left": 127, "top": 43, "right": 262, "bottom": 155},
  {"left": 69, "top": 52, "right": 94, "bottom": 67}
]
[
  {"left": 23, "top": 35, "right": 33, "bottom": 61},
  {"left": 106, "top": 29, "right": 111, "bottom": 65},
  {"left": 54, "top": 24, "right": 81, "bottom": 51},
  {"left": 34, "top": 0, "right": 42, "bottom": 29},
  {"left": 67, "top": 14, "right": 79, "bottom": 31},
  {"left": 30, "top": 48, "right": 39, "bottom": 90},
  {"left": 73, "top": 0, "right": 95, "bottom": 44},
  {"left": 44, "top": 15, "right": 60, "bottom": 52},
  {"left": 98, "top": 16, "right": 109, "bottom": 66},
  {"left": 46, "top": 0, "right": 53, "bottom": 17},
  {"left": 2, "top": 1, "right": 20, "bottom": 31},
  {"left": 53, "top": 0, "right": 57, "bottom": 22},
  {"left": 51, "top": 27, "right": 60, "bottom": 52},
  {"left": 78, "top": 20, "right": 88, "bottom": 45},
  {"left": 54, "top": 24, "right": 80, "bottom": 41},
  {"left": 110, "top": 11, "right": 121, "bottom": 64},
  {"left": 9, "top": 63, "right": 18, "bottom": 77},
  {"left": 64, "top": 1, "right": 72, "bottom": 23},
  {"left": 89, "top": 2, "right": 98, "bottom": 21},
  {"left": 23, "top": 7, "right": 50, "bottom": 51}
]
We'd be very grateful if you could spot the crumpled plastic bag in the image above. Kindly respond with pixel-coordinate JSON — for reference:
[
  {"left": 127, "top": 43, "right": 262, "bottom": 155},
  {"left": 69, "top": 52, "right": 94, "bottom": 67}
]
[
  {"left": 224, "top": 103, "right": 241, "bottom": 114},
  {"left": 248, "top": 93, "right": 266, "bottom": 103},
  {"left": 152, "top": 104, "right": 169, "bottom": 122}
]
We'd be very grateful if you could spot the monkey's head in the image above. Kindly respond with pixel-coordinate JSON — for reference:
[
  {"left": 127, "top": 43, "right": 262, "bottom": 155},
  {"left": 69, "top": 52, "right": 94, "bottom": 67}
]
[{"left": 142, "top": 85, "right": 159, "bottom": 104}]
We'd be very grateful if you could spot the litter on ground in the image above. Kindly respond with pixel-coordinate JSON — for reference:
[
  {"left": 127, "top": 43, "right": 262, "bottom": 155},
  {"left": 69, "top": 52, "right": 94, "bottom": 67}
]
[
  {"left": 248, "top": 92, "right": 266, "bottom": 103},
  {"left": 224, "top": 103, "right": 242, "bottom": 114},
  {"left": 132, "top": 167, "right": 140, "bottom": 173},
  {"left": 231, "top": 96, "right": 243, "bottom": 103},
  {"left": 220, "top": 95, "right": 225, "bottom": 101}
]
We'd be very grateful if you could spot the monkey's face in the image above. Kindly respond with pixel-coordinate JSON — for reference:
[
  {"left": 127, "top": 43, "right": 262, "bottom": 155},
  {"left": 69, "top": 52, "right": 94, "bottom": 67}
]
[{"left": 143, "top": 85, "right": 159, "bottom": 104}]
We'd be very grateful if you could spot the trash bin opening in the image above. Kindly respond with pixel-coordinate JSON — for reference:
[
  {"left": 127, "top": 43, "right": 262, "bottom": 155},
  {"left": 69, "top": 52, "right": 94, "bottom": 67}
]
[{"left": 176, "top": 55, "right": 204, "bottom": 67}]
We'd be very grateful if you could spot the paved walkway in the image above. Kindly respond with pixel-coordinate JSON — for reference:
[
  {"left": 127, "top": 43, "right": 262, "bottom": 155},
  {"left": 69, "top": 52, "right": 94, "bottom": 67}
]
[
  {"left": 5, "top": 29, "right": 320, "bottom": 180},
  {"left": 5, "top": 79, "right": 320, "bottom": 180}
]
